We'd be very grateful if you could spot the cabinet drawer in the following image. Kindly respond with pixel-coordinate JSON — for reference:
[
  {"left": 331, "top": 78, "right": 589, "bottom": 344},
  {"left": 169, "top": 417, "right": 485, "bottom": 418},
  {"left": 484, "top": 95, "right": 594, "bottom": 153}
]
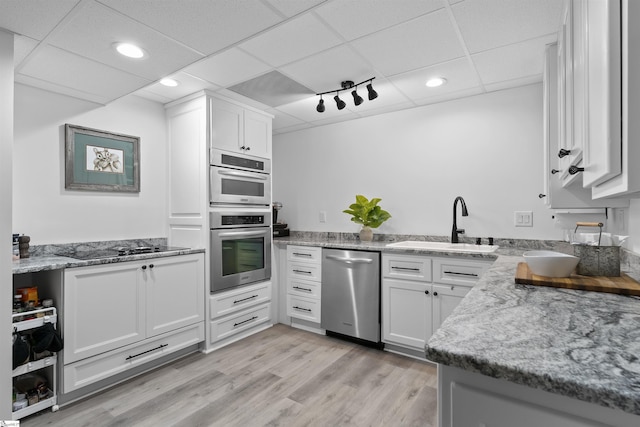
[
  {"left": 63, "top": 323, "right": 204, "bottom": 393},
  {"left": 433, "top": 258, "right": 490, "bottom": 286},
  {"left": 287, "top": 245, "right": 322, "bottom": 263},
  {"left": 210, "top": 303, "right": 271, "bottom": 343},
  {"left": 382, "top": 254, "right": 432, "bottom": 281},
  {"left": 288, "top": 261, "right": 321, "bottom": 282},
  {"left": 287, "top": 277, "right": 321, "bottom": 299},
  {"left": 287, "top": 294, "right": 321, "bottom": 323},
  {"left": 210, "top": 281, "right": 271, "bottom": 319}
]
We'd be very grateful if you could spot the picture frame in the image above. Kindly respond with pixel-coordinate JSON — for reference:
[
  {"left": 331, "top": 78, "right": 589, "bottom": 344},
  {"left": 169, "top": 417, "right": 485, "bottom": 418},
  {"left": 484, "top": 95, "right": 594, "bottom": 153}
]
[{"left": 65, "top": 124, "right": 140, "bottom": 192}]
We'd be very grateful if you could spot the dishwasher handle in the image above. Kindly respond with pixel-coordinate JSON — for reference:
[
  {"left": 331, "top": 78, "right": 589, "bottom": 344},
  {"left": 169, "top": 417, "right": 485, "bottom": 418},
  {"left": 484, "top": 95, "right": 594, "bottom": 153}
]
[{"left": 325, "top": 254, "right": 374, "bottom": 264}]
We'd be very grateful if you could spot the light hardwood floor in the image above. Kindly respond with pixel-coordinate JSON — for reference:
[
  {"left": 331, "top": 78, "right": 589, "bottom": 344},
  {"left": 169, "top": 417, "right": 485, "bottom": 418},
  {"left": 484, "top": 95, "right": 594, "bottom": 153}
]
[{"left": 21, "top": 324, "right": 438, "bottom": 427}]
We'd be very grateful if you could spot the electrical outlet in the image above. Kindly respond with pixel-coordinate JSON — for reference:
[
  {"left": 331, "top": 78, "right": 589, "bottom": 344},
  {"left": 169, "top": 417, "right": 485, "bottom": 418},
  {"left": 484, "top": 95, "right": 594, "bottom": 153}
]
[
  {"left": 319, "top": 211, "right": 327, "bottom": 223},
  {"left": 514, "top": 211, "right": 533, "bottom": 227}
]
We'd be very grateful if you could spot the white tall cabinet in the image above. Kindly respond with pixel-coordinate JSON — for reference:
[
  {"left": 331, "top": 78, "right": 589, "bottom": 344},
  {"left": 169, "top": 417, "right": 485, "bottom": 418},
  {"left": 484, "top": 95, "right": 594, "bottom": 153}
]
[{"left": 165, "top": 91, "right": 274, "bottom": 352}]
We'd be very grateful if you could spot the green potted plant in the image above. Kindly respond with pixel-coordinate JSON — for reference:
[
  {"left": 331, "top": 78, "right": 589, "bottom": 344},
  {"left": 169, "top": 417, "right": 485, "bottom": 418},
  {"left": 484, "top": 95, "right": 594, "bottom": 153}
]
[{"left": 343, "top": 195, "right": 392, "bottom": 241}]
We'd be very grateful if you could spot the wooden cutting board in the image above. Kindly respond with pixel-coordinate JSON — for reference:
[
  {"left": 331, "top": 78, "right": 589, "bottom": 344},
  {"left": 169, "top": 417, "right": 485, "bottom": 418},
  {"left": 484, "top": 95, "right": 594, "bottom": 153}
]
[{"left": 515, "top": 262, "right": 640, "bottom": 296}]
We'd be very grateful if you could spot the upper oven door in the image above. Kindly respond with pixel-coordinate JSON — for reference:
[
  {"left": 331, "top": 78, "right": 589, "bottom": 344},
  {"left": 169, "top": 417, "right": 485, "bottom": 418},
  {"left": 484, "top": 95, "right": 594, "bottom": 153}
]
[{"left": 210, "top": 165, "right": 271, "bottom": 206}]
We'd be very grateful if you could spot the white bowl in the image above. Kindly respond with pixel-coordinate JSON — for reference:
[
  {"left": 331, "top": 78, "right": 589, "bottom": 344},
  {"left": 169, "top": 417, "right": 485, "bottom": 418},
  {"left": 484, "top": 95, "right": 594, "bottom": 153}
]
[{"left": 523, "top": 250, "right": 579, "bottom": 278}]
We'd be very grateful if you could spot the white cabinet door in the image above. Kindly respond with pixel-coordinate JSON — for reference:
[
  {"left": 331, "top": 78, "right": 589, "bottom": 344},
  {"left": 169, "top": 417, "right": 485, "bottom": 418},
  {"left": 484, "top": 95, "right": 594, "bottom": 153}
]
[
  {"left": 210, "top": 98, "right": 244, "bottom": 154},
  {"left": 244, "top": 109, "right": 272, "bottom": 158},
  {"left": 432, "top": 284, "right": 470, "bottom": 332},
  {"left": 583, "top": 0, "right": 622, "bottom": 188},
  {"left": 64, "top": 262, "right": 145, "bottom": 364},
  {"left": 145, "top": 254, "right": 204, "bottom": 337},
  {"left": 382, "top": 278, "right": 431, "bottom": 349}
]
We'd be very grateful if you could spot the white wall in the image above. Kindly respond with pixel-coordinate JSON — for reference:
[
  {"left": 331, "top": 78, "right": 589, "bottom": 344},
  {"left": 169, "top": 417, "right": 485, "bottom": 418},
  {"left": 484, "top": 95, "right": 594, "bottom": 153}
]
[
  {"left": 273, "top": 84, "right": 562, "bottom": 240},
  {"left": 13, "top": 85, "right": 168, "bottom": 245}
]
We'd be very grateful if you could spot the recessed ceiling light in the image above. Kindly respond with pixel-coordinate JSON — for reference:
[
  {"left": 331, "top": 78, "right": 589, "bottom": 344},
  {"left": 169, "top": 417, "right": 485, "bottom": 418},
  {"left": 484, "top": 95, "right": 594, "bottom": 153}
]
[
  {"left": 114, "top": 42, "right": 145, "bottom": 59},
  {"left": 160, "top": 78, "right": 179, "bottom": 87},
  {"left": 426, "top": 77, "right": 447, "bottom": 88}
]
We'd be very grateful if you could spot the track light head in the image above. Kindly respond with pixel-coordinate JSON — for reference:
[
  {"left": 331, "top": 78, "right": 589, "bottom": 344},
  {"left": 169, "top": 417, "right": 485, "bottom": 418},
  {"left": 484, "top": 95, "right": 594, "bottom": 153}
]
[
  {"left": 334, "top": 94, "right": 346, "bottom": 110},
  {"left": 351, "top": 89, "right": 364, "bottom": 106},
  {"left": 316, "top": 98, "right": 325, "bottom": 113},
  {"left": 366, "top": 83, "right": 378, "bottom": 101}
]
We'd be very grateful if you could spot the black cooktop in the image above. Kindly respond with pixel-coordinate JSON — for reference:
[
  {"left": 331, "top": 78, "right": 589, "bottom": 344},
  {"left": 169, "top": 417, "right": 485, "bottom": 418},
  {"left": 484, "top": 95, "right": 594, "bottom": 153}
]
[{"left": 58, "top": 246, "right": 187, "bottom": 261}]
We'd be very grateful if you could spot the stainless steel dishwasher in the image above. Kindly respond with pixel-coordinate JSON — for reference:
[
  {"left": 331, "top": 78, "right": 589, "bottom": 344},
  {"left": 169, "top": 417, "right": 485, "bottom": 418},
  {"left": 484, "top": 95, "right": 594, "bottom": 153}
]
[{"left": 321, "top": 248, "right": 381, "bottom": 345}]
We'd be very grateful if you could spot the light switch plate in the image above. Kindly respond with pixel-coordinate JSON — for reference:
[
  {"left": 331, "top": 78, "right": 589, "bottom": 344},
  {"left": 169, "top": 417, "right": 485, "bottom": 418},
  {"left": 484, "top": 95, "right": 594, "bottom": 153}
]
[{"left": 514, "top": 211, "right": 533, "bottom": 227}]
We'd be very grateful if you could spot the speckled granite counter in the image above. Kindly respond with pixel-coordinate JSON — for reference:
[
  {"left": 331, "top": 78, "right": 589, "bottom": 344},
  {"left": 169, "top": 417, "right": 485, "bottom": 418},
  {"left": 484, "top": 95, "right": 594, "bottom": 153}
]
[
  {"left": 12, "top": 238, "right": 204, "bottom": 274},
  {"left": 425, "top": 255, "right": 640, "bottom": 416}
]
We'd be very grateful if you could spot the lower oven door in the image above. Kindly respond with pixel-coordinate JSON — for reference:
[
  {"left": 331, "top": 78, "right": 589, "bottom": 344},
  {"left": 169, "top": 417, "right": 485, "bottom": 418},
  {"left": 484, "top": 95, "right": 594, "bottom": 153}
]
[{"left": 210, "top": 227, "right": 272, "bottom": 293}]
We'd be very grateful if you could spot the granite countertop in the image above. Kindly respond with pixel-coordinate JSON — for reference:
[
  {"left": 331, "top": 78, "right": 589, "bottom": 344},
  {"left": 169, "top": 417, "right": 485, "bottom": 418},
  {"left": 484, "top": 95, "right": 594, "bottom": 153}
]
[
  {"left": 425, "top": 255, "right": 640, "bottom": 416},
  {"left": 12, "top": 247, "right": 204, "bottom": 275}
]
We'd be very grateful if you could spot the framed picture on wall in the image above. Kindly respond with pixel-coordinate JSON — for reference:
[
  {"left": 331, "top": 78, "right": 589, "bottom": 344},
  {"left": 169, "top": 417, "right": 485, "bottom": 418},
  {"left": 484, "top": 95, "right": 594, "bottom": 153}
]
[{"left": 64, "top": 124, "right": 140, "bottom": 192}]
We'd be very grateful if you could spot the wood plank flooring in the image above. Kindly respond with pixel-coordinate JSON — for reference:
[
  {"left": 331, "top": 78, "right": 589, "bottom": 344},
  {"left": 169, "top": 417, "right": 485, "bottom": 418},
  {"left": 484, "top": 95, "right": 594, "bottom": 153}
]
[{"left": 21, "top": 324, "right": 438, "bottom": 427}]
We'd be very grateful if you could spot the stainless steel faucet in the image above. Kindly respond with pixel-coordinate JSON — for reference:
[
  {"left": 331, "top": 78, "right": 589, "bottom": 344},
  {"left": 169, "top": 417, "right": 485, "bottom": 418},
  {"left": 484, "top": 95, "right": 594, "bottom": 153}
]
[{"left": 451, "top": 196, "right": 469, "bottom": 243}]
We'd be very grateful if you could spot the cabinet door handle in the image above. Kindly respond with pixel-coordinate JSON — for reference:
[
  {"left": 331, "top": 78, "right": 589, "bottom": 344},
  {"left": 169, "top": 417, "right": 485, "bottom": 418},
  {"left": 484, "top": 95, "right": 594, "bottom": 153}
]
[
  {"left": 234, "top": 316, "right": 258, "bottom": 327},
  {"left": 391, "top": 266, "right": 420, "bottom": 272},
  {"left": 538, "top": 193, "right": 546, "bottom": 199},
  {"left": 141, "top": 265, "right": 147, "bottom": 270},
  {"left": 245, "top": 146, "right": 250, "bottom": 151},
  {"left": 292, "top": 269, "right": 312, "bottom": 275},
  {"left": 558, "top": 149, "right": 571, "bottom": 158},
  {"left": 233, "top": 295, "right": 258, "bottom": 304},
  {"left": 433, "top": 291, "right": 438, "bottom": 296},
  {"left": 292, "top": 252, "right": 312, "bottom": 257},
  {"left": 149, "top": 264, "right": 154, "bottom": 269},
  {"left": 293, "top": 286, "right": 312, "bottom": 292},
  {"left": 444, "top": 271, "right": 478, "bottom": 277},
  {"left": 551, "top": 169, "right": 560, "bottom": 174},
  {"left": 568, "top": 166, "right": 585, "bottom": 175},
  {"left": 125, "top": 343, "right": 168, "bottom": 361},
  {"left": 424, "top": 290, "right": 430, "bottom": 295},
  {"left": 293, "top": 306, "right": 312, "bottom": 312}
]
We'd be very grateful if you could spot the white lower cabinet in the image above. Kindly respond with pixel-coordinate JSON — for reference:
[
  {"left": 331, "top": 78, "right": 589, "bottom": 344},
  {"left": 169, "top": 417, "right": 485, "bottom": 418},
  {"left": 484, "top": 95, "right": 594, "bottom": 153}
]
[
  {"left": 209, "top": 281, "right": 272, "bottom": 350},
  {"left": 286, "top": 245, "right": 322, "bottom": 330},
  {"left": 62, "top": 253, "right": 205, "bottom": 393},
  {"left": 382, "top": 254, "right": 491, "bottom": 353}
]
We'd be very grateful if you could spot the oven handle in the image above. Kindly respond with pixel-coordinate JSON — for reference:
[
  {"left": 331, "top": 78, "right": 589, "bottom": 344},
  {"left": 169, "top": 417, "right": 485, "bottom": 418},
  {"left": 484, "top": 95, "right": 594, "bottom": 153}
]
[
  {"left": 217, "top": 230, "right": 269, "bottom": 238},
  {"left": 217, "top": 169, "right": 268, "bottom": 180}
]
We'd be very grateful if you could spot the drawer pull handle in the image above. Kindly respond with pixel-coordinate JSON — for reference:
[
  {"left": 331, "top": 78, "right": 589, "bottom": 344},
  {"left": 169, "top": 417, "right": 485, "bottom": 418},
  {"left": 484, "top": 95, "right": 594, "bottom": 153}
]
[
  {"left": 126, "top": 343, "right": 168, "bottom": 361},
  {"left": 293, "top": 286, "right": 312, "bottom": 292},
  {"left": 391, "top": 266, "right": 420, "bottom": 271},
  {"left": 293, "top": 306, "right": 312, "bottom": 312},
  {"left": 292, "top": 252, "right": 312, "bottom": 257},
  {"left": 293, "top": 269, "right": 312, "bottom": 275},
  {"left": 444, "top": 271, "right": 478, "bottom": 277},
  {"left": 233, "top": 295, "right": 258, "bottom": 304},
  {"left": 234, "top": 316, "right": 258, "bottom": 327}
]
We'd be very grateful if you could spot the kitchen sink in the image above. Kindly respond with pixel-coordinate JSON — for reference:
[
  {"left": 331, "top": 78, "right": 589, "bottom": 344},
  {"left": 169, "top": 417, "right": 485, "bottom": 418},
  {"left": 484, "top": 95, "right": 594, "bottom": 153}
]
[{"left": 386, "top": 241, "right": 499, "bottom": 253}]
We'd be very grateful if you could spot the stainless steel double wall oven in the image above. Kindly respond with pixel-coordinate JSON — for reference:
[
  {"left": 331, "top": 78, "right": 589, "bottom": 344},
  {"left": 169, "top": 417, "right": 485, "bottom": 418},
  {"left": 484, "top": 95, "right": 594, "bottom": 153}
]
[{"left": 209, "top": 149, "right": 272, "bottom": 293}]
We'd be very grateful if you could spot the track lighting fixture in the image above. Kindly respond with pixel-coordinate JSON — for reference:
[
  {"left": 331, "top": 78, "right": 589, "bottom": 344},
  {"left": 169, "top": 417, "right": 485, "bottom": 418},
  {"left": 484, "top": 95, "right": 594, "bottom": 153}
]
[{"left": 315, "top": 77, "right": 378, "bottom": 113}]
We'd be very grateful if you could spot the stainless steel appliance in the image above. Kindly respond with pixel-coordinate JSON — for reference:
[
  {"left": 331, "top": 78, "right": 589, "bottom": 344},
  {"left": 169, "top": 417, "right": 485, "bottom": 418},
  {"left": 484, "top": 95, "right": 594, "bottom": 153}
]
[
  {"left": 210, "top": 210, "right": 272, "bottom": 293},
  {"left": 321, "top": 249, "right": 381, "bottom": 345},
  {"left": 272, "top": 201, "right": 290, "bottom": 238},
  {"left": 210, "top": 148, "right": 271, "bottom": 206}
]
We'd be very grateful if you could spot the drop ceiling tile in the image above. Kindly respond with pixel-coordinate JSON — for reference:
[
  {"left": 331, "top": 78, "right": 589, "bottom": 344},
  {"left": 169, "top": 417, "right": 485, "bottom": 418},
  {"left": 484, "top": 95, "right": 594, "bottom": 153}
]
[
  {"left": 99, "top": 0, "right": 284, "bottom": 55},
  {"left": 14, "top": 35, "right": 39, "bottom": 66},
  {"left": 315, "top": 0, "right": 443, "bottom": 41},
  {"left": 413, "top": 86, "right": 484, "bottom": 107},
  {"left": 264, "top": 0, "right": 325, "bottom": 18},
  {"left": 133, "top": 89, "right": 172, "bottom": 104},
  {"left": 389, "top": 58, "right": 481, "bottom": 103},
  {"left": 0, "top": 0, "right": 79, "bottom": 40},
  {"left": 214, "top": 89, "right": 273, "bottom": 112},
  {"left": 183, "top": 48, "right": 272, "bottom": 88},
  {"left": 19, "top": 45, "right": 151, "bottom": 102},
  {"left": 15, "top": 74, "right": 111, "bottom": 104},
  {"left": 483, "top": 75, "right": 541, "bottom": 93},
  {"left": 239, "top": 14, "right": 343, "bottom": 68},
  {"left": 472, "top": 34, "right": 556, "bottom": 85},
  {"left": 280, "top": 45, "right": 376, "bottom": 93},
  {"left": 47, "top": 1, "right": 203, "bottom": 80},
  {"left": 141, "top": 71, "right": 220, "bottom": 101},
  {"left": 350, "top": 10, "right": 465, "bottom": 76},
  {"left": 451, "top": 0, "right": 564, "bottom": 53}
]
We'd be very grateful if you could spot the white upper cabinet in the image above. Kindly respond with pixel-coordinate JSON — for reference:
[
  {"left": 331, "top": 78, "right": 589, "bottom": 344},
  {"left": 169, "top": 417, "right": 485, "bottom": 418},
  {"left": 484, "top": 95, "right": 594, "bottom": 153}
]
[
  {"left": 210, "top": 97, "right": 272, "bottom": 159},
  {"left": 583, "top": 0, "right": 622, "bottom": 188},
  {"left": 590, "top": 0, "right": 640, "bottom": 198}
]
